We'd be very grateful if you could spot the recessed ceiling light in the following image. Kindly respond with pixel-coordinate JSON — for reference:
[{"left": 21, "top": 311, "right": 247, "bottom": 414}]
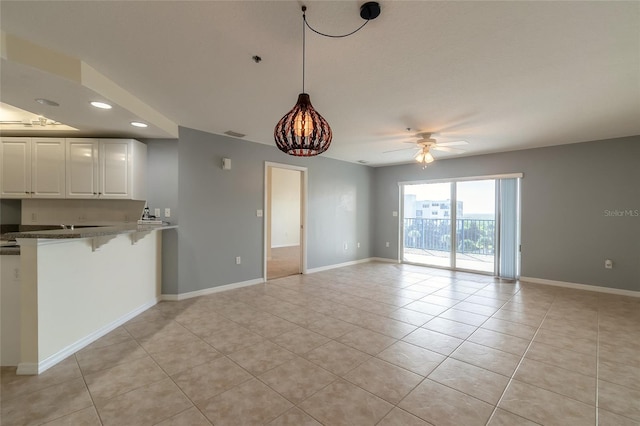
[
  {"left": 35, "top": 98, "right": 59, "bottom": 107},
  {"left": 90, "top": 101, "right": 112, "bottom": 109},
  {"left": 130, "top": 121, "right": 148, "bottom": 128}
]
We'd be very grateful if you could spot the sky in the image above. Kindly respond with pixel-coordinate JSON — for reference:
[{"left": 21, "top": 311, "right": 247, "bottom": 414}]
[{"left": 404, "top": 180, "right": 495, "bottom": 215}]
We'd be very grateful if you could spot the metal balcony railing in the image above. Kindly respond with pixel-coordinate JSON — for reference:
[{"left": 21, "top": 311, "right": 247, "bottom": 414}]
[{"left": 403, "top": 218, "right": 495, "bottom": 255}]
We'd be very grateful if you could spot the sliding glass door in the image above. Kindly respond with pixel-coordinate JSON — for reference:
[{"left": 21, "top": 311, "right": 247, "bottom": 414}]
[{"left": 401, "top": 176, "right": 520, "bottom": 276}]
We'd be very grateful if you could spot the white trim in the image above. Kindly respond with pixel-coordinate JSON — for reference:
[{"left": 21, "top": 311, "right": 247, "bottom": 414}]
[
  {"left": 306, "top": 258, "right": 376, "bottom": 274},
  {"left": 398, "top": 173, "right": 524, "bottom": 186},
  {"left": 520, "top": 276, "right": 640, "bottom": 298},
  {"left": 161, "top": 278, "right": 264, "bottom": 301},
  {"left": 17, "top": 298, "right": 158, "bottom": 375},
  {"left": 370, "top": 257, "right": 401, "bottom": 264},
  {"left": 271, "top": 243, "right": 300, "bottom": 249}
]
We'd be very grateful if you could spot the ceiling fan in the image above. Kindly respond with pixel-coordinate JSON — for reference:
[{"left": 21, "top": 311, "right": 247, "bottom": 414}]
[{"left": 384, "top": 132, "right": 468, "bottom": 166}]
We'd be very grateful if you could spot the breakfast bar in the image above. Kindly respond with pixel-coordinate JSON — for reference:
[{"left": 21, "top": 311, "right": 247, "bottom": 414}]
[{"left": 5, "top": 224, "right": 175, "bottom": 375}]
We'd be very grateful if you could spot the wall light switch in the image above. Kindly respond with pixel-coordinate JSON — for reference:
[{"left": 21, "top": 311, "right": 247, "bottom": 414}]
[
  {"left": 392, "top": 211, "right": 398, "bottom": 217},
  {"left": 154, "top": 208, "right": 161, "bottom": 217},
  {"left": 357, "top": 242, "right": 361, "bottom": 248},
  {"left": 257, "top": 209, "right": 263, "bottom": 217},
  {"left": 164, "top": 208, "right": 171, "bottom": 218},
  {"left": 236, "top": 256, "right": 241, "bottom": 265},
  {"left": 605, "top": 259, "right": 613, "bottom": 269},
  {"left": 385, "top": 242, "right": 390, "bottom": 247}
]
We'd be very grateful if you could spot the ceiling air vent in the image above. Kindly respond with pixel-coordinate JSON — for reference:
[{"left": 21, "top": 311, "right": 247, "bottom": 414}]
[{"left": 224, "top": 130, "right": 246, "bottom": 138}]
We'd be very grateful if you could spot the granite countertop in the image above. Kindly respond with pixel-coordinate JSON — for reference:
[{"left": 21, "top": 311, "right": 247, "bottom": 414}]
[{"left": 3, "top": 223, "right": 177, "bottom": 240}]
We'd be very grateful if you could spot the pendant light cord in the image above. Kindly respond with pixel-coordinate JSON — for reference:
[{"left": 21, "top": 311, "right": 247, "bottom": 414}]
[
  {"left": 302, "top": 8, "right": 306, "bottom": 93},
  {"left": 303, "top": 10, "right": 369, "bottom": 38}
]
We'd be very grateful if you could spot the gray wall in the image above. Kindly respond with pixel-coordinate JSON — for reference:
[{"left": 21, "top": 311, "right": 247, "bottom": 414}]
[
  {"left": 145, "top": 139, "right": 179, "bottom": 294},
  {"left": 373, "top": 136, "right": 640, "bottom": 291},
  {"left": 176, "top": 126, "right": 373, "bottom": 294}
]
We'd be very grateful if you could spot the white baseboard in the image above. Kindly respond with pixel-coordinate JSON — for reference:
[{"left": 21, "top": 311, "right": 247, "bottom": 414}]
[
  {"left": 271, "top": 244, "right": 300, "bottom": 249},
  {"left": 161, "top": 278, "right": 265, "bottom": 301},
  {"left": 520, "top": 276, "right": 639, "bottom": 298},
  {"left": 17, "top": 298, "right": 159, "bottom": 375},
  {"left": 306, "top": 257, "right": 378, "bottom": 274},
  {"left": 369, "top": 257, "right": 400, "bottom": 264}
]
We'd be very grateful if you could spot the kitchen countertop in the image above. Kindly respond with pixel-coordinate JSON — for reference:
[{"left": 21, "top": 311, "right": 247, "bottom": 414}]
[{"left": 3, "top": 223, "right": 177, "bottom": 241}]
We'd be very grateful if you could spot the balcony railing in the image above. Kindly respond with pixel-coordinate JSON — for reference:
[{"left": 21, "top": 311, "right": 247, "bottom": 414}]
[{"left": 404, "top": 218, "right": 495, "bottom": 255}]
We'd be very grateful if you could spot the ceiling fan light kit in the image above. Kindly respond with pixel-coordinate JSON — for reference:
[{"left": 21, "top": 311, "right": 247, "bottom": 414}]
[{"left": 274, "top": 3, "right": 380, "bottom": 157}]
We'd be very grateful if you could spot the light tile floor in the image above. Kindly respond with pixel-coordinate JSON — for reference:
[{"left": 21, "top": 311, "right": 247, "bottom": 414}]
[{"left": 2, "top": 262, "right": 639, "bottom": 425}]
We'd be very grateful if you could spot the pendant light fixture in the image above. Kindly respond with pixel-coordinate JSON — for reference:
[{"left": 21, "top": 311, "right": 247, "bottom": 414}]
[
  {"left": 415, "top": 146, "right": 435, "bottom": 169},
  {"left": 274, "top": 3, "right": 381, "bottom": 157}
]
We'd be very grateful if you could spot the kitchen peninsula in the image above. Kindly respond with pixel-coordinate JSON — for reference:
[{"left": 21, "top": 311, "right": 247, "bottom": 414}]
[{"left": 6, "top": 223, "right": 175, "bottom": 375}]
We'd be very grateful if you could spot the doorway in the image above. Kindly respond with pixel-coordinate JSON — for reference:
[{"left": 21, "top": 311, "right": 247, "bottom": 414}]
[{"left": 265, "top": 163, "right": 307, "bottom": 280}]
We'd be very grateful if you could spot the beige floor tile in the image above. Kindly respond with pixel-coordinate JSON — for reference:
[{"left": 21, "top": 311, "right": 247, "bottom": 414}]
[
  {"left": 177, "top": 314, "right": 237, "bottom": 338},
  {"left": 275, "top": 307, "right": 327, "bottom": 327},
  {"left": 1, "top": 378, "right": 93, "bottom": 426},
  {"left": 171, "top": 357, "right": 252, "bottom": 405},
  {"left": 95, "top": 378, "right": 192, "bottom": 426},
  {"left": 41, "top": 406, "right": 102, "bottom": 426},
  {"left": 307, "top": 316, "right": 357, "bottom": 338},
  {"left": 84, "top": 356, "right": 167, "bottom": 406},
  {"left": 155, "top": 407, "right": 212, "bottom": 425},
  {"left": 432, "top": 289, "right": 471, "bottom": 301},
  {"left": 599, "top": 360, "right": 640, "bottom": 391},
  {"left": 438, "top": 308, "right": 489, "bottom": 326},
  {"left": 491, "top": 308, "right": 545, "bottom": 327},
  {"left": 361, "top": 316, "right": 417, "bottom": 339},
  {"left": 271, "top": 328, "right": 330, "bottom": 355},
  {"left": 498, "top": 380, "right": 595, "bottom": 426},
  {"left": 399, "top": 378, "right": 493, "bottom": 426},
  {"left": 451, "top": 341, "right": 521, "bottom": 377},
  {"left": 80, "top": 327, "right": 133, "bottom": 351},
  {"left": 259, "top": 356, "right": 336, "bottom": 404},
  {"left": 203, "top": 324, "right": 264, "bottom": 354},
  {"left": 420, "top": 295, "right": 460, "bottom": 308},
  {"left": 465, "top": 294, "right": 506, "bottom": 307},
  {"left": 75, "top": 339, "right": 148, "bottom": 375},
  {"left": 344, "top": 357, "right": 422, "bottom": 404},
  {"left": 247, "top": 314, "right": 299, "bottom": 338},
  {"left": 487, "top": 409, "right": 539, "bottom": 426},
  {"left": 386, "top": 308, "right": 434, "bottom": 326},
  {"left": 428, "top": 358, "right": 509, "bottom": 404},
  {"left": 598, "top": 408, "right": 640, "bottom": 426},
  {"left": 0, "top": 356, "right": 82, "bottom": 402},
  {"left": 135, "top": 323, "right": 202, "bottom": 354},
  {"left": 228, "top": 340, "right": 296, "bottom": 375},
  {"left": 598, "top": 379, "right": 640, "bottom": 421},
  {"left": 150, "top": 339, "right": 221, "bottom": 376},
  {"left": 481, "top": 317, "right": 537, "bottom": 340},
  {"left": 402, "top": 328, "right": 463, "bottom": 356},
  {"left": 422, "top": 317, "right": 477, "bottom": 339},
  {"left": 533, "top": 328, "right": 596, "bottom": 356},
  {"left": 377, "top": 407, "right": 434, "bottom": 426},
  {"left": 454, "top": 301, "right": 500, "bottom": 317},
  {"left": 468, "top": 327, "right": 530, "bottom": 356},
  {"left": 304, "top": 340, "right": 370, "bottom": 375},
  {"left": 199, "top": 378, "right": 293, "bottom": 425},
  {"left": 337, "top": 327, "right": 397, "bottom": 355},
  {"left": 299, "top": 379, "right": 393, "bottom": 426},
  {"left": 376, "top": 340, "right": 445, "bottom": 376},
  {"left": 599, "top": 341, "right": 640, "bottom": 368},
  {"left": 514, "top": 358, "right": 595, "bottom": 404},
  {"left": 267, "top": 407, "right": 322, "bottom": 426},
  {"left": 404, "top": 301, "right": 449, "bottom": 316},
  {"left": 124, "top": 318, "right": 182, "bottom": 340},
  {"left": 525, "top": 341, "right": 596, "bottom": 377}
]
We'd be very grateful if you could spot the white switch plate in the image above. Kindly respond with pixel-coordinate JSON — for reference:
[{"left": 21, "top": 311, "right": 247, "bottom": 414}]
[
  {"left": 236, "top": 256, "right": 241, "bottom": 265},
  {"left": 385, "top": 242, "right": 390, "bottom": 247},
  {"left": 154, "top": 208, "right": 161, "bottom": 217},
  {"left": 392, "top": 211, "right": 398, "bottom": 217},
  {"left": 164, "top": 208, "right": 171, "bottom": 218},
  {"left": 343, "top": 242, "right": 348, "bottom": 250},
  {"left": 257, "top": 209, "right": 263, "bottom": 217},
  {"left": 605, "top": 259, "right": 613, "bottom": 269},
  {"left": 357, "top": 242, "right": 361, "bottom": 248}
]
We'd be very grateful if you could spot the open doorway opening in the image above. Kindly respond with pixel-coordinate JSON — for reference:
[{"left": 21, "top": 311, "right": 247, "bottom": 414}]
[{"left": 265, "top": 164, "right": 306, "bottom": 280}]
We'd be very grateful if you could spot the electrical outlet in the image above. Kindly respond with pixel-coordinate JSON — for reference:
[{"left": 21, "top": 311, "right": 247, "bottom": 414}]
[
  {"left": 154, "top": 208, "right": 161, "bottom": 217},
  {"left": 14, "top": 268, "right": 20, "bottom": 280},
  {"left": 164, "top": 208, "right": 171, "bottom": 218},
  {"left": 236, "top": 256, "right": 241, "bottom": 265},
  {"left": 385, "top": 242, "right": 390, "bottom": 247},
  {"left": 31, "top": 212, "right": 37, "bottom": 222},
  {"left": 257, "top": 209, "right": 263, "bottom": 217},
  {"left": 392, "top": 211, "right": 398, "bottom": 217},
  {"left": 605, "top": 259, "right": 613, "bottom": 269}
]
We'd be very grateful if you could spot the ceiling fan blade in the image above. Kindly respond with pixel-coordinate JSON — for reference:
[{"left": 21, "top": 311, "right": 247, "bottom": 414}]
[
  {"left": 383, "top": 147, "right": 416, "bottom": 153},
  {"left": 435, "top": 140, "right": 468, "bottom": 147},
  {"left": 431, "top": 146, "right": 465, "bottom": 153}
]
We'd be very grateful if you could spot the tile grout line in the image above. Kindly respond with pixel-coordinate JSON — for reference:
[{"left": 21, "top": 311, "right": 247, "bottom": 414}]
[{"left": 483, "top": 290, "right": 554, "bottom": 426}]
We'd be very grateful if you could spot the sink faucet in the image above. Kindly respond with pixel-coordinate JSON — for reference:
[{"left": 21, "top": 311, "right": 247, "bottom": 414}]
[{"left": 60, "top": 224, "right": 75, "bottom": 230}]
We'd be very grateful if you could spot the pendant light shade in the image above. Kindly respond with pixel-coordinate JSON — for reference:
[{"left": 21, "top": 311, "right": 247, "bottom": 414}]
[{"left": 274, "top": 93, "right": 332, "bottom": 156}]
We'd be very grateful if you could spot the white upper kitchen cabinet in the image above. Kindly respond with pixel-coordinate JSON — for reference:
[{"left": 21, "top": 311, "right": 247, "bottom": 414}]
[
  {"left": 65, "top": 138, "right": 146, "bottom": 200},
  {"left": 0, "top": 137, "right": 65, "bottom": 198},
  {"left": 66, "top": 138, "right": 99, "bottom": 198}
]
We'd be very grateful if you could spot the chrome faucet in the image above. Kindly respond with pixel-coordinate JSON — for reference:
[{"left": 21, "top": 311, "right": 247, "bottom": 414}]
[{"left": 60, "top": 224, "right": 75, "bottom": 230}]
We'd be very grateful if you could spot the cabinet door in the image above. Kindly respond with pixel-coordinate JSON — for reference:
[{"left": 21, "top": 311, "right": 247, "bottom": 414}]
[
  {"left": 0, "top": 138, "right": 32, "bottom": 198},
  {"left": 99, "top": 140, "right": 131, "bottom": 199},
  {"left": 31, "top": 138, "right": 66, "bottom": 198},
  {"left": 66, "top": 139, "right": 99, "bottom": 198}
]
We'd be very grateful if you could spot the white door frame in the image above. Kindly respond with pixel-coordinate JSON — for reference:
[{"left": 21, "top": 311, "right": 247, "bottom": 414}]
[{"left": 263, "top": 161, "right": 308, "bottom": 281}]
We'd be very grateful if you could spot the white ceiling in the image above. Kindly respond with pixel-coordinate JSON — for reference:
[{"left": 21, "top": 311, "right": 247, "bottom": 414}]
[{"left": 1, "top": 1, "right": 638, "bottom": 166}]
